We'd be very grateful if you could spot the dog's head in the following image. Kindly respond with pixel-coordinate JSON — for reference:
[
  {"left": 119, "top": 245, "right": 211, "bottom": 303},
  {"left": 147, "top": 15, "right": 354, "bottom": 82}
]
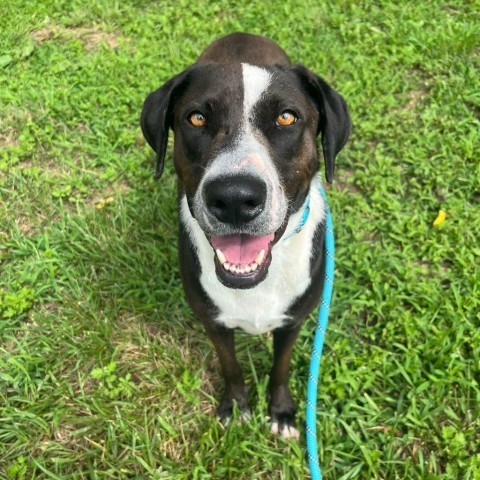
[{"left": 141, "top": 62, "right": 350, "bottom": 289}]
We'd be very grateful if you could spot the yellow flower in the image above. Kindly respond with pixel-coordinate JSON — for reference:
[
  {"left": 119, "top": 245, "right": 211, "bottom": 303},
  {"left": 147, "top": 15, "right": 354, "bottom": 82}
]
[
  {"left": 95, "top": 196, "right": 115, "bottom": 209},
  {"left": 433, "top": 210, "right": 446, "bottom": 227}
]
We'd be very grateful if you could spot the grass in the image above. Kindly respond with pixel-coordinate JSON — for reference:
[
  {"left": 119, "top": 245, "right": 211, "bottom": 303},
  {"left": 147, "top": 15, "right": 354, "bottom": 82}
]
[{"left": 1, "top": 0, "right": 479, "bottom": 478}]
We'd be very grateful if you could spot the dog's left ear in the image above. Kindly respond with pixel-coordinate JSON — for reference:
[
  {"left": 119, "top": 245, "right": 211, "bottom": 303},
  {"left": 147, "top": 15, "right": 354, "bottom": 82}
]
[
  {"left": 140, "top": 69, "right": 191, "bottom": 179},
  {"left": 293, "top": 65, "right": 351, "bottom": 184}
]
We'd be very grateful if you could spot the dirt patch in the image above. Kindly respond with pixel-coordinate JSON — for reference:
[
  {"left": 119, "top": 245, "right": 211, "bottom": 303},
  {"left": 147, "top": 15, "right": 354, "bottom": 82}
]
[
  {"left": 16, "top": 216, "right": 39, "bottom": 236},
  {"left": 0, "top": 127, "right": 20, "bottom": 148},
  {"left": 79, "top": 28, "right": 120, "bottom": 51},
  {"left": 31, "top": 27, "right": 55, "bottom": 42},
  {"left": 404, "top": 87, "right": 427, "bottom": 112},
  {"left": 335, "top": 168, "right": 361, "bottom": 193},
  {"left": 31, "top": 25, "right": 120, "bottom": 51}
]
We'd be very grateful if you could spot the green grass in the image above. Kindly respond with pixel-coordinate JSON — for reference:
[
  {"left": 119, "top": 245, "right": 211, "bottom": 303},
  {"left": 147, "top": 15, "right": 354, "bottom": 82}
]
[{"left": 1, "top": 0, "right": 479, "bottom": 478}]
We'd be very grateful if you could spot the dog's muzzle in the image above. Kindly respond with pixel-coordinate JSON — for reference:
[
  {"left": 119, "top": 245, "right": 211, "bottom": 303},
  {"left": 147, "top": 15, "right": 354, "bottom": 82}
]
[{"left": 194, "top": 173, "right": 288, "bottom": 289}]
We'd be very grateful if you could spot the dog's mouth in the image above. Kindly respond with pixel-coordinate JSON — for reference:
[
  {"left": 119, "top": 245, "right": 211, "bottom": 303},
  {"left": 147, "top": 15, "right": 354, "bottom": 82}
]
[{"left": 209, "top": 220, "right": 288, "bottom": 289}]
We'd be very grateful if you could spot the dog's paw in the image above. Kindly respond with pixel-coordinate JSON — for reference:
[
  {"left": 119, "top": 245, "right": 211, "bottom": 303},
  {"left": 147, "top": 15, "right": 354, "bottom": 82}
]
[
  {"left": 270, "top": 415, "right": 300, "bottom": 440},
  {"left": 216, "top": 386, "right": 250, "bottom": 423},
  {"left": 268, "top": 385, "right": 299, "bottom": 440},
  {"left": 217, "top": 400, "right": 251, "bottom": 424}
]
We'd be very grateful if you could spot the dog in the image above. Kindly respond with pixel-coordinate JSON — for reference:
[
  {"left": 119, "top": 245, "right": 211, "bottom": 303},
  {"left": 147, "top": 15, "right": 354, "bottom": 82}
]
[{"left": 140, "top": 32, "right": 350, "bottom": 439}]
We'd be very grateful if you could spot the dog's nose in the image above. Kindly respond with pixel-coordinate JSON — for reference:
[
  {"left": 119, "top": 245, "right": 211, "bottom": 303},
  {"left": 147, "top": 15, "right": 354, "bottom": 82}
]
[{"left": 204, "top": 175, "right": 267, "bottom": 226}]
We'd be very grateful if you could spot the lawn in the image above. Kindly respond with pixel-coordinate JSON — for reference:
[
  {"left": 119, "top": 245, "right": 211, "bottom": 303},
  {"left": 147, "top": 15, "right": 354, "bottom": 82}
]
[{"left": 1, "top": 0, "right": 479, "bottom": 478}]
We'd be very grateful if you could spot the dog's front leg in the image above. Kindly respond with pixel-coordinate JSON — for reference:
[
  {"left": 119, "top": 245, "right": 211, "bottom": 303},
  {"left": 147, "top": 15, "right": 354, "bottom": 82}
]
[
  {"left": 204, "top": 323, "right": 250, "bottom": 421},
  {"left": 268, "top": 323, "right": 302, "bottom": 439}
]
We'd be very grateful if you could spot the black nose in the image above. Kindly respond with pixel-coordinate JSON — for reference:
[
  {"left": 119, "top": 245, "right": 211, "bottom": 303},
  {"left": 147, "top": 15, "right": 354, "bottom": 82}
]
[{"left": 204, "top": 175, "right": 267, "bottom": 226}]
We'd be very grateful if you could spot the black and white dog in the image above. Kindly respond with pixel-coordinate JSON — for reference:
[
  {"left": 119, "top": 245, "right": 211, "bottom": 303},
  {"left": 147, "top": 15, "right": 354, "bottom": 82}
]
[{"left": 141, "top": 33, "right": 350, "bottom": 439}]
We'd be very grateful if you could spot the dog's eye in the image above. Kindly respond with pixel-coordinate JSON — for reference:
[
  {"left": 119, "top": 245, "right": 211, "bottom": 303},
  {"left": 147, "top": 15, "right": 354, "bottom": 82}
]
[
  {"left": 188, "top": 112, "right": 206, "bottom": 127},
  {"left": 276, "top": 111, "right": 298, "bottom": 127}
]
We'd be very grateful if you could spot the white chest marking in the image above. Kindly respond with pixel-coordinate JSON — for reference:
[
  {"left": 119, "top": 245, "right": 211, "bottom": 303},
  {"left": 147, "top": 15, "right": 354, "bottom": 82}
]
[{"left": 180, "top": 177, "right": 325, "bottom": 335}]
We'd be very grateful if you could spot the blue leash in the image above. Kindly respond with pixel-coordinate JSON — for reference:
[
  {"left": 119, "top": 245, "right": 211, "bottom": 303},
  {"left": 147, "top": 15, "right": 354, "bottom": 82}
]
[
  {"left": 283, "top": 183, "right": 334, "bottom": 478},
  {"left": 306, "top": 184, "right": 335, "bottom": 480}
]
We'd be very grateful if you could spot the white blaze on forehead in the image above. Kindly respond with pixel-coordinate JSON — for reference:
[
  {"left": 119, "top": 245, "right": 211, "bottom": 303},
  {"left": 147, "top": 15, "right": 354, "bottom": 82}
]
[{"left": 242, "top": 63, "right": 272, "bottom": 117}]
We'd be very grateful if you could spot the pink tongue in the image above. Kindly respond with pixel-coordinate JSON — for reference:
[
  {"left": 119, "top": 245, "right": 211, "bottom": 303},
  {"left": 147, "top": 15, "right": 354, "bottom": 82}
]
[{"left": 211, "top": 233, "right": 274, "bottom": 265}]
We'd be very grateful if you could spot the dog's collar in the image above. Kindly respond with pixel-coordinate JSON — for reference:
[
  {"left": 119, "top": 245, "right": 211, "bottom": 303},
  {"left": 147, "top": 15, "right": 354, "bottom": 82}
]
[{"left": 283, "top": 194, "right": 311, "bottom": 241}]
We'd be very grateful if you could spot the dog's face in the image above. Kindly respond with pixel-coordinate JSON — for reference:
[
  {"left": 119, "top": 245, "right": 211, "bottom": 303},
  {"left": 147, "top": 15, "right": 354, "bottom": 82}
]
[{"left": 141, "top": 62, "right": 350, "bottom": 289}]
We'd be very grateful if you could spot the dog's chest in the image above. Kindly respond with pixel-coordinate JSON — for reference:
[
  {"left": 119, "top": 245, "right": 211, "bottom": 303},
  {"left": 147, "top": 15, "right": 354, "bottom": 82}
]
[
  {"left": 203, "top": 241, "right": 312, "bottom": 334},
  {"left": 180, "top": 178, "right": 325, "bottom": 335}
]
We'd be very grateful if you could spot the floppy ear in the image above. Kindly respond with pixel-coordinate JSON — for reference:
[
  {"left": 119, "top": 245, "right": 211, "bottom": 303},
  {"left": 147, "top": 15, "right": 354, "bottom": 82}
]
[
  {"left": 140, "top": 69, "right": 190, "bottom": 179},
  {"left": 293, "top": 65, "right": 351, "bottom": 184}
]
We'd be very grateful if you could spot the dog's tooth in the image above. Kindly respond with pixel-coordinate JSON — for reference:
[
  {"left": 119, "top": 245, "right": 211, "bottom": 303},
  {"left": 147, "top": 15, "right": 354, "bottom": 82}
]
[
  {"left": 238, "top": 267, "right": 245, "bottom": 274},
  {"left": 244, "top": 265, "right": 252, "bottom": 274},
  {"left": 250, "top": 262, "right": 258, "bottom": 271},
  {"left": 255, "top": 249, "right": 265, "bottom": 265},
  {"left": 216, "top": 249, "right": 226, "bottom": 265},
  {"left": 223, "top": 262, "right": 230, "bottom": 271}
]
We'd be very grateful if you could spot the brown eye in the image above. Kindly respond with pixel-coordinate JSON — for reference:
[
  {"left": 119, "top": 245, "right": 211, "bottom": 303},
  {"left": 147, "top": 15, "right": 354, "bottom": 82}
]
[
  {"left": 188, "top": 112, "right": 206, "bottom": 127},
  {"left": 276, "top": 111, "right": 297, "bottom": 127}
]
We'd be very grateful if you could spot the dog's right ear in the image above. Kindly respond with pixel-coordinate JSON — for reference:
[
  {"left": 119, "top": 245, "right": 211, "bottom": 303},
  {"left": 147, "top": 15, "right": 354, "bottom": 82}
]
[{"left": 140, "top": 69, "right": 190, "bottom": 179}]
